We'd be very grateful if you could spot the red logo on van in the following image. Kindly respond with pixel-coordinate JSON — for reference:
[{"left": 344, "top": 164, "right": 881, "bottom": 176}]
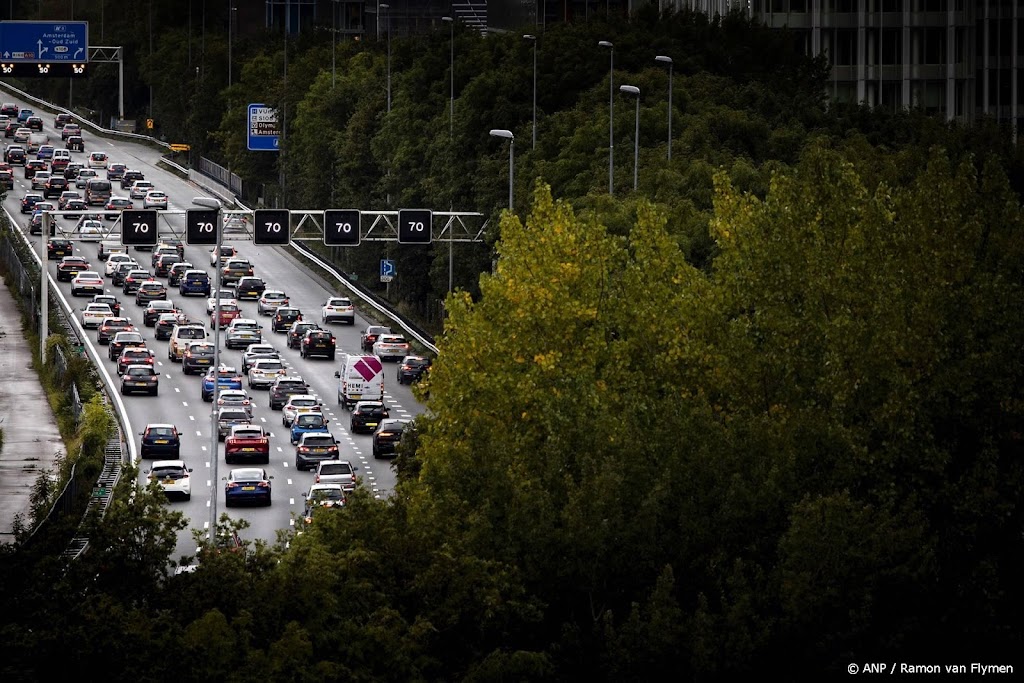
[{"left": 353, "top": 356, "right": 382, "bottom": 381}]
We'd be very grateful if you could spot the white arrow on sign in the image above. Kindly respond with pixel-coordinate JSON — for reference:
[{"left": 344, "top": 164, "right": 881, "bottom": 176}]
[
  {"left": 73, "top": 47, "right": 83, "bottom": 59},
  {"left": 37, "top": 40, "right": 47, "bottom": 56}
]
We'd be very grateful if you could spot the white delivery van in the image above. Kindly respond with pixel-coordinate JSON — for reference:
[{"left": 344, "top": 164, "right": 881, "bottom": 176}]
[
  {"left": 28, "top": 132, "right": 48, "bottom": 152},
  {"left": 334, "top": 353, "right": 384, "bottom": 410}
]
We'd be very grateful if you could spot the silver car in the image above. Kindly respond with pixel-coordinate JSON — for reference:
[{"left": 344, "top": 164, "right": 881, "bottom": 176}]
[
  {"left": 217, "top": 407, "right": 251, "bottom": 441},
  {"left": 224, "top": 318, "right": 263, "bottom": 350},
  {"left": 313, "top": 459, "right": 357, "bottom": 492},
  {"left": 248, "top": 358, "right": 287, "bottom": 389},
  {"left": 216, "top": 389, "right": 254, "bottom": 418}
]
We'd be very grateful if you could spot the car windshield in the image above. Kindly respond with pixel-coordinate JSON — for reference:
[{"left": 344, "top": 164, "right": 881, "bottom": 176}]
[
  {"left": 127, "top": 367, "right": 152, "bottom": 376},
  {"left": 233, "top": 322, "right": 258, "bottom": 330},
  {"left": 292, "top": 398, "right": 317, "bottom": 407},
  {"left": 311, "top": 488, "right": 343, "bottom": 502},
  {"left": 304, "top": 436, "right": 335, "bottom": 447},
  {"left": 255, "top": 361, "right": 283, "bottom": 371},
  {"left": 220, "top": 411, "right": 247, "bottom": 420},
  {"left": 233, "top": 429, "right": 263, "bottom": 439},
  {"left": 296, "top": 416, "right": 325, "bottom": 427},
  {"left": 319, "top": 463, "right": 351, "bottom": 475},
  {"left": 152, "top": 466, "right": 185, "bottom": 479},
  {"left": 147, "top": 427, "right": 175, "bottom": 437},
  {"left": 179, "top": 328, "right": 205, "bottom": 339},
  {"left": 232, "top": 469, "right": 264, "bottom": 482}
]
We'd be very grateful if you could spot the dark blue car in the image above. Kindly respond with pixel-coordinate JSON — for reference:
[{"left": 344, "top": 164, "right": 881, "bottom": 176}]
[
  {"left": 179, "top": 270, "right": 211, "bottom": 296},
  {"left": 139, "top": 423, "right": 181, "bottom": 459},
  {"left": 224, "top": 467, "right": 273, "bottom": 507},
  {"left": 202, "top": 366, "right": 242, "bottom": 402},
  {"left": 290, "top": 414, "right": 331, "bottom": 445}
]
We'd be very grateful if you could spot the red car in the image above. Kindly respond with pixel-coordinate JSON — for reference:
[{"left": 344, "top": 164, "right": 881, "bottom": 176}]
[
  {"left": 210, "top": 302, "right": 241, "bottom": 327},
  {"left": 224, "top": 425, "right": 271, "bottom": 465}
]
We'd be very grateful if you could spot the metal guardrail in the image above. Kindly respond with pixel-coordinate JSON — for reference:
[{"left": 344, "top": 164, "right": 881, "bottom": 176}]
[{"left": 0, "top": 80, "right": 172, "bottom": 151}]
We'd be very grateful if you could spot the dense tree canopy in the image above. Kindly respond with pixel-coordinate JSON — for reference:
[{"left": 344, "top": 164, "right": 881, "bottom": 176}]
[{"left": 3, "top": 5, "right": 1024, "bottom": 679}]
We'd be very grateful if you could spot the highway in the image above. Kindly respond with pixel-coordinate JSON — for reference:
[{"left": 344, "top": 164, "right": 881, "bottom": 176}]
[{"left": 0, "top": 95, "right": 424, "bottom": 564}]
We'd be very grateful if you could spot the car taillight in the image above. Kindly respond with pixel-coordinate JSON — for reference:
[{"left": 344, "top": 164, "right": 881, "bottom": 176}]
[
  {"left": 226, "top": 482, "right": 239, "bottom": 490},
  {"left": 257, "top": 482, "right": 269, "bottom": 488},
  {"left": 298, "top": 446, "right": 309, "bottom": 453}
]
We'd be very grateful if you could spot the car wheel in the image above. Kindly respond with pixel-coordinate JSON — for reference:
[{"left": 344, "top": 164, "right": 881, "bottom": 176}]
[
  {"left": 119, "top": 385, "right": 126, "bottom": 395},
  {"left": 294, "top": 459, "right": 303, "bottom": 471},
  {"left": 151, "top": 388, "right": 158, "bottom": 396},
  {"left": 225, "top": 498, "right": 233, "bottom": 508},
  {"left": 183, "top": 493, "right": 191, "bottom": 502},
  {"left": 281, "top": 417, "right": 288, "bottom": 427}
]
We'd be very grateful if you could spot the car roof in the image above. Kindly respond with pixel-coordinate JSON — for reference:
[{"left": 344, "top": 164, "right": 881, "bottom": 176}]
[{"left": 152, "top": 460, "right": 187, "bottom": 468}]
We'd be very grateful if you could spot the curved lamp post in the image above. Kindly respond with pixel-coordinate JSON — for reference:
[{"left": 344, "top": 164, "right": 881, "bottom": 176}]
[
  {"left": 489, "top": 129, "right": 514, "bottom": 210},
  {"left": 655, "top": 55, "right": 673, "bottom": 161},
  {"left": 619, "top": 85, "right": 640, "bottom": 191},
  {"left": 598, "top": 40, "right": 613, "bottom": 195}
]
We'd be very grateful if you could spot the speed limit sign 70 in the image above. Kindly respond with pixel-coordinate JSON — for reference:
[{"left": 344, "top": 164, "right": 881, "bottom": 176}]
[
  {"left": 186, "top": 209, "right": 219, "bottom": 245},
  {"left": 120, "top": 210, "right": 158, "bottom": 247},
  {"left": 324, "top": 209, "right": 360, "bottom": 246},
  {"left": 397, "top": 209, "right": 432, "bottom": 244},
  {"left": 254, "top": 209, "right": 290, "bottom": 245}
]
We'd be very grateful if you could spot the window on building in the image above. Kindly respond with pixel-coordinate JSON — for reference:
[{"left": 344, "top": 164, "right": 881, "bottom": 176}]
[
  {"left": 882, "top": 82, "right": 902, "bottom": 111},
  {"left": 882, "top": 28, "right": 902, "bottom": 65},
  {"left": 833, "top": 28, "right": 858, "bottom": 65},
  {"left": 920, "top": 27, "right": 946, "bottom": 64}
]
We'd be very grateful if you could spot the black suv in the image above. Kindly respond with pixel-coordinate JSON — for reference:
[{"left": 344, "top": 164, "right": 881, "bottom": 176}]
[
  {"left": 300, "top": 329, "right": 336, "bottom": 360},
  {"left": 268, "top": 376, "right": 310, "bottom": 411},
  {"left": 350, "top": 401, "right": 390, "bottom": 434},
  {"left": 120, "top": 169, "right": 145, "bottom": 189},
  {"left": 287, "top": 321, "right": 319, "bottom": 349},
  {"left": 46, "top": 238, "right": 73, "bottom": 260},
  {"left": 4, "top": 145, "right": 25, "bottom": 165},
  {"left": 397, "top": 356, "right": 432, "bottom": 384},
  {"left": 272, "top": 307, "right": 302, "bottom": 333},
  {"left": 42, "top": 175, "right": 69, "bottom": 198},
  {"left": 372, "top": 419, "right": 409, "bottom": 458},
  {"left": 233, "top": 276, "right": 266, "bottom": 301}
]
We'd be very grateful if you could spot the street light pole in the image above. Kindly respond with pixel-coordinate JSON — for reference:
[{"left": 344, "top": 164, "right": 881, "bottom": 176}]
[
  {"left": 227, "top": 2, "right": 233, "bottom": 89},
  {"left": 381, "top": 3, "right": 390, "bottom": 112},
  {"left": 598, "top": 40, "right": 613, "bottom": 195},
  {"left": 489, "top": 129, "right": 514, "bottom": 210},
  {"left": 524, "top": 34, "right": 537, "bottom": 150},
  {"left": 620, "top": 85, "right": 640, "bottom": 191},
  {"left": 655, "top": 55, "right": 673, "bottom": 161},
  {"left": 331, "top": 0, "right": 337, "bottom": 88},
  {"left": 442, "top": 16, "right": 454, "bottom": 139}
]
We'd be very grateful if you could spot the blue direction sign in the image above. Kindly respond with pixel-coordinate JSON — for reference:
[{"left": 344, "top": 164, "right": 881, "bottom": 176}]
[
  {"left": 0, "top": 21, "right": 88, "bottom": 62},
  {"left": 247, "top": 103, "right": 280, "bottom": 151},
  {"left": 380, "top": 259, "right": 396, "bottom": 283}
]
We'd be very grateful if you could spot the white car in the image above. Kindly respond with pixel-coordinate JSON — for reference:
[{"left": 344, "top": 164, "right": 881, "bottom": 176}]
[
  {"left": 247, "top": 358, "right": 287, "bottom": 389},
  {"left": 143, "top": 190, "right": 168, "bottom": 209},
  {"left": 129, "top": 180, "right": 154, "bottom": 199},
  {"left": 77, "top": 218, "right": 104, "bottom": 241},
  {"left": 70, "top": 270, "right": 104, "bottom": 297},
  {"left": 105, "top": 253, "right": 136, "bottom": 277},
  {"left": 88, "top": 151, "right": 108, "bottom": 168},
  {"left": 373, "top": 333, "right": 411, "bottom": 361},
  {"left": 256, "top": 290, "right": 289, "bottom": 315},
  {"left": 321, "top": 296, "right": 354, "bottom": 325},
  {"left": 303, "top": 483, "right": 346, "bottom": 522},
  {"left": 282, "top": 394, "right": 323, "bottom": 427},
  {"left": 80, "top": 302, "right": 113, "bottom": 328},
  {"left": 146, "top": 460, "right": 192, "bottom": 501},
  {"left": 206, "top": 289, "right": 236, "bottom": 314}
]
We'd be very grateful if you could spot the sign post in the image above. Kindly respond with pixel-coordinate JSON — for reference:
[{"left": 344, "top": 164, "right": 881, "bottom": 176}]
[{"left": 247, "top": 103, "right": 280, "bottom": 151}]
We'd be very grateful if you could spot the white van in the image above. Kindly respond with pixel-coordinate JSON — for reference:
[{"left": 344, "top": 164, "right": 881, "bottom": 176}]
[
  {"left": 334, "top": 354, "right": 384, "bottom": 410},
  {"left": 27, "top": 132, "right": 48, "bottom": 152}
]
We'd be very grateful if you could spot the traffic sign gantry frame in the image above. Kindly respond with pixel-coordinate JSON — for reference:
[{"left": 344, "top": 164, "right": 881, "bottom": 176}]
[
  {"left": 253, "top": 209, "right": 290, "bottom": 245},
  {"left": 397, "top": 209, "right": 432, "bottom": 244},
  {"left": 119, "top": 210, "right": 158, "bottom": 247},
  {"left": 323, "top": 209, "right": 360, "bottom": 247},
  {"left": 186, "top": 209, "right": 219, "bottom": 245}
]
